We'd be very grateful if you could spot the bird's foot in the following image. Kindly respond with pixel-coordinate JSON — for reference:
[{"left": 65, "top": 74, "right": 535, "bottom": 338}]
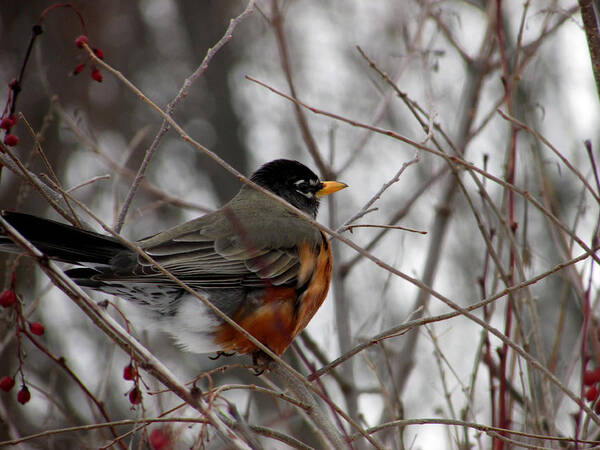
[
  {"left": 251, "top": 350, "right": 274, "bottom": 375},
  {"left": 208, "top": 351, "right": 236, "bottom": 360}
]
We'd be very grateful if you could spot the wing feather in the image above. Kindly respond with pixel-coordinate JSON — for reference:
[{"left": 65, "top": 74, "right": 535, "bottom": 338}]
[{"left": 98, "top": 193, "right": 322, "bottom": 290}]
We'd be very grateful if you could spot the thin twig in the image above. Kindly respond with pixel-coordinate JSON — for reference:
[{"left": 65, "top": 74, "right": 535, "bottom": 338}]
[
  {"left": 348, "top": 417, "right": 599, "bottom": 446},
  {"left": 342, "top": 224, "right": 427, "bottom": 235},
  {"left": 114, "top": 0, "right": 256, "bottom": 231},
  {"left": 337, "top": 154, "right": 420, "bottom": 232},
  {"left": 65, "top": 174, "right": 111, "bottom": 193},
  {"left": 6, "top": 180, "right": 376, "bottom": 445},
  {"left": 244, "top": 75, "right": 600, "bottom": 266},
  {"left": 269, "top": 0, "right": 329, "bottom": 177},
  {"left": 67, "top": 53, "right": 600, "bottom": 430},
  {"left": 497, "top": 108, "right": 600, "bottom": 204},
  {"left": 0, "top": 216, "right": 254, "bottom": 450}
]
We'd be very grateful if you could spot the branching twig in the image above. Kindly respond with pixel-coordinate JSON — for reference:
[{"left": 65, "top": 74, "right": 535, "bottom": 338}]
[
  {"left": 114, "top": 0, "right": 256, "bottom": 231},
  {"left": 0, "top": 216, "right": 254, "bottom": 450},
  {"left": 337, "top": 154, "right": 420, "bottom": 232}
]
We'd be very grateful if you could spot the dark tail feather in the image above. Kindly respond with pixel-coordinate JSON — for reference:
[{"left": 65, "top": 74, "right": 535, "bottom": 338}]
[{"left": 0, "top": 211, "right": 127, "bottom": 266}]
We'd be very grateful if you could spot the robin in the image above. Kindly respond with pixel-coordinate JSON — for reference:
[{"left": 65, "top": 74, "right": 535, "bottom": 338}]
[{"left": 0, "top": 159, "right": 347, "bottom": 358}]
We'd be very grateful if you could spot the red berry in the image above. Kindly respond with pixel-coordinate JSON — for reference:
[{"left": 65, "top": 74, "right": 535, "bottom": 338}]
[
  {"left": 17, "top": 386, "right": 30, "bottom": 404},
  {"left": 586, "top": 386, "right": 599, "bottom": 402},
  {"left": 150, "top": 428, "right": 171, "bottom": 450},
  {"left": 0, "top": 118, "right": 13, "bottom": 130},
  {"left": 29, "top": 322, "right": 44, "bottom": 336},
  {"left": 90, "top": 68, "right": 103, "bottom": 83},
  {"left": 73, "top": 63, "right": 85, "bottom": 75},
  {"left": 0, "top": 376, "right": 15, "bottom": 392},
  {"left": 4, "top": 134, "right": 19, "bottom": 146},
  {"left": 92, "top": 48, "right": 104, "bottom": 59},
  {"left": 75, "top": 35, "right": 88, "bottom": 48},
  {"left": 129, "top": 387, "right": 142, "bottom": 405},
  {"left": 8, "top": 115, "right": 17, "bottom": 127},
  {"left": 584, "top": 369, "right": 600, "bottom": 385},
  {"left": 123, "top": 364, "right": 136, "bottom": 380},
  {"left": 0, "top": 289, "right": 16, "bottom": 307}
]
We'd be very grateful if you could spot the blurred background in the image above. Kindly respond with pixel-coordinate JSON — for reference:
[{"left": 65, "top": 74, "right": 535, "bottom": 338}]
[{"left": 1, "top": 0, "right": 599, "bottom": 448}]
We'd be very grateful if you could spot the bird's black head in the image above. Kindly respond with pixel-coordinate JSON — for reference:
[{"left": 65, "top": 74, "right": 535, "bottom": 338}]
[{"left": 250, "top": 159, "right": 346, "bottom": 218}]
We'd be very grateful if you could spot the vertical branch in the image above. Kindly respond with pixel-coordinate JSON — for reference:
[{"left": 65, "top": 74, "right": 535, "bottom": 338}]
[
  {"left": 393, "top": 25, "right": 491, "bottom": 397},
  {"left": 269, "top": 0, "right": 330, "bottom": 177},
  {"left": 579, "top": 0, "right": 600, "bottom": 101},
  {"left": 495, "top": 1, "right": 517, "bottom": 447},
  {"left": 329, "top": 196, "right": 360, "bottom": 424}
]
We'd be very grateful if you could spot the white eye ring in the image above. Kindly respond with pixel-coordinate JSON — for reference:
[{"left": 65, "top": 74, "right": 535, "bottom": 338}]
[
  {"left": 294, "top": 179, "right": 319, "bottom": 187},
  {"left": 295, "top": 189, "right": 314, "bottom": 198}
]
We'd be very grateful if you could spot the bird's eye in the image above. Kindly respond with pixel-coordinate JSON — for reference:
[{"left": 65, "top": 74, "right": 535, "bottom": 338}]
[
  {"left": 293, "top": 179, "right": 314, "bottom": 198},
  {"left": 294, "top": 180, "right": 309, "bottom": 191}
]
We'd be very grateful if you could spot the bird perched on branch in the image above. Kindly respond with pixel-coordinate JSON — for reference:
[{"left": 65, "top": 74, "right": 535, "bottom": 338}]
[{"left": 0, "top": 159, "right": 347, "bottom": 360}]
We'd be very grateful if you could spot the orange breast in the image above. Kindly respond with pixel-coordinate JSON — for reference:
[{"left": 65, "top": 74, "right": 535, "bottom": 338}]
[
  {"left": 214, "top": 236, "right": 333, "bottom": 355},
  {"left": 292, "top": 236, "right": 332, "bottom": 338}
]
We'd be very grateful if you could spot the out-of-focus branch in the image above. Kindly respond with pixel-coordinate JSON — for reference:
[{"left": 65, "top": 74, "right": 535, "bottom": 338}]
[
  {"left": 339, "top": 12, "right": 429, "bottom": 174},
  {"left": 3, "top": 161, "right": 376, "bottom": 446},
  {"left": 348, "top": 417, "right": 593, "bottom": 447},
  {"left": 0, "top": 145, "right": 72, "bottom": 221},
  {"left": 579, "top": 0, "right": 600, "bottom": 101},
  {"left": 498, "top": 109, "right": 600, "bottom": 203},
  {"left": 269, "top": 363, "right": 347, "bottom": 449},
  {"left": 114, "top": 0, "right": 256, "bottom": 231},
  {"left": 244, "top": 75, "right": 600, "bottom": 266},
  {"left": 52, "top": 100, "right": 212, "bottom": 214},
  {"left": 307, "top": 242, "right": 600, "bottom": 424},
  {"left": 269, "top": 0, "right": 330, "bottom": 178},
  {"left": 0, "top": 216, "right": 254, "bottom": 450}
]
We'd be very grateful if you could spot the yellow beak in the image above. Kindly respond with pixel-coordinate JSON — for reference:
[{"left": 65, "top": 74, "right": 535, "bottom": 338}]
[{"left": 315, "top": 181, "right": 348, "bottom": 198}]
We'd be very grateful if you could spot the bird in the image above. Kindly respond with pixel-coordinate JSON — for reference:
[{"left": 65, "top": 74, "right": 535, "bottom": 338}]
[{"left": 0, "top": 159, "right": 347, "bottom": 359}]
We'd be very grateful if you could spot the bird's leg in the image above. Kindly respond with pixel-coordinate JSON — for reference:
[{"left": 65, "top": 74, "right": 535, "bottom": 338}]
[{"left": 251, "top": 350, "right": 274, "bottom": 375}]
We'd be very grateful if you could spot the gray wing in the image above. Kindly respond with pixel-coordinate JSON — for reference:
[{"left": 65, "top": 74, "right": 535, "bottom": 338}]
[
  {"left": 139, "top": 233, "right": 301, "bottom": 288},
  {"left": 99, "top": 189, "right": 322, "bottom": 289}
]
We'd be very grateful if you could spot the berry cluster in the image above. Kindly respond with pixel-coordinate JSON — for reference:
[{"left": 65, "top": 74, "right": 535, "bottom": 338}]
[
  {"left": 0, "top": 2, "right": 105, "bottom": 409},
  {"left": 123, "top": 361, "right": 143, "bottom": 406},
  {"left": 583, "top": 367, "right": 600, "bottom": 412},
  {"left": 0, "top": 110, "right": 19, "bottom": 147},
  {"left": 0, "top": 375, "right": 30, "bottom": 405},
  {"left": 0, "top": 278, "right": 46, "bottom": 406},
  {"left": 72, "top": 35, "right": 104, "bottom": 82},
  {"left": 0, "top": 374, "right": 29, "bottom": 406},
  {"left": 1, "top": 30, "right": 105, "bottom": 156}
]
